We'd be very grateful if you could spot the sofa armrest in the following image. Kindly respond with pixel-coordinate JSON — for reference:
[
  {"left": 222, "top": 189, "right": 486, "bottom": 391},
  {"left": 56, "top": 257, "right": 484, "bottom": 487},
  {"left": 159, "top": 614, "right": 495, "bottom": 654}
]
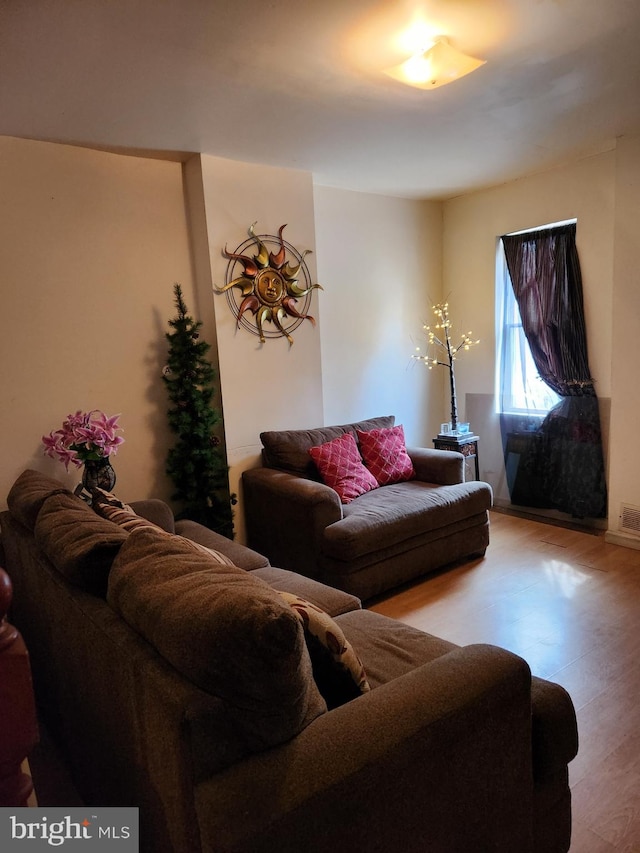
[
  {"left": 129, "top": 499, "right": 176, "bottom": 533},
  {"left": 242, "top": 467, "right": 342, "bottom": 578},
  {"left": 530, "top": 676, "right": 578, "bottom": 779},
  {"left": 195, "top": 643, "right": 536, "bottom": 852},
  {"left": 173, "top": 519, "right": 270, "bottom": 571},
  {"left": 407, "top": 446, "right": 465, "bottom": 485}
]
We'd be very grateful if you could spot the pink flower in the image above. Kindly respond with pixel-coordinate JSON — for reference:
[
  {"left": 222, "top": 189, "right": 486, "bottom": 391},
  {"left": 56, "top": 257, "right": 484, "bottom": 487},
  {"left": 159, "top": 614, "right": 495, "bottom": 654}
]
[{"left": 42, "top": 410, "right": 124, "bottom": 469}]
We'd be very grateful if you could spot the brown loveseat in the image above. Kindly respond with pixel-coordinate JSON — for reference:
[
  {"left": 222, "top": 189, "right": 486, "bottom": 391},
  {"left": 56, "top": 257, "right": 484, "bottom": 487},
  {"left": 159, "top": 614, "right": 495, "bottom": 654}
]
[
  {"left": 1, "top": 470, "right": 577, "bottom": 853},
  {"left": 242, "top": 416, "right": 493, "bottom": 600}
]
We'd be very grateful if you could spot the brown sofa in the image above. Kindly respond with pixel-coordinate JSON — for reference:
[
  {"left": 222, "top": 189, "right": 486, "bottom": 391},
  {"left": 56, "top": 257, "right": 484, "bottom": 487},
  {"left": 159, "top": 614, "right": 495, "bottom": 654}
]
[
  {"left": 242, "top": 416, "right": 493, "bottom": 600},
  {"left": 1, "top": 469, "right": 577, "bottom": 853}
]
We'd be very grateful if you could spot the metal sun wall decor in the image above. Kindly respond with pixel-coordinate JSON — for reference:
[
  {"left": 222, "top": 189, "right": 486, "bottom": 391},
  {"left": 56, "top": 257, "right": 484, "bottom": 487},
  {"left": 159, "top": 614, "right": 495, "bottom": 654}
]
[{"left": 215, "top": 222, "right": 322, "bottom": 346}]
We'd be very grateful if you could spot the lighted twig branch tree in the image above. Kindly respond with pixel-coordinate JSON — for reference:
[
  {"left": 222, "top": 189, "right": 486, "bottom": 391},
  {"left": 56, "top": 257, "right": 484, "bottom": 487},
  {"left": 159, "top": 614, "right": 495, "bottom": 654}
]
[{"left": 412, "top": 302, "right": 479, "bottom": 432}]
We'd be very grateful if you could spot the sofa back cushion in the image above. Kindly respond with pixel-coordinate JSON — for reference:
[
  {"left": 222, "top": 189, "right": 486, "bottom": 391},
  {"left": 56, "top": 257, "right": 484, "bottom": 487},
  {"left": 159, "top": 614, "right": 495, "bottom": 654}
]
[
  {"left": 261, "top": 415, "right": 395, "bottom": 477},
  {"left": 107, "top": 527, "right": 327, "bottom": 754},
  {"left": 92, "top": 488, "right": 235, "bottom": 566},
  {"left": 34, "top": 492, "right": 128, "bottom": 596},
  {"left": 7, "top": 469, "right": 72, "bottom": 531}
]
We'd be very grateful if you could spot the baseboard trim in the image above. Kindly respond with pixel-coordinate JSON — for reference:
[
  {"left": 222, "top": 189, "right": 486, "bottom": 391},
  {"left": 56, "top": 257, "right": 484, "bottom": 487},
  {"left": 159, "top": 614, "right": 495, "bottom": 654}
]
[{"left": 604, "top": 530, "right": 640, "bottom": 551}]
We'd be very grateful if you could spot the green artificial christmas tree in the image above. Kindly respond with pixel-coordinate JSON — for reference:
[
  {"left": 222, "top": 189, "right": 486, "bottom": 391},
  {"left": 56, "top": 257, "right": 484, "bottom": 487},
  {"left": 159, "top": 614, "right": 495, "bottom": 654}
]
[{"left": 163, "top": 283, "right": 234, "bottom": 537}]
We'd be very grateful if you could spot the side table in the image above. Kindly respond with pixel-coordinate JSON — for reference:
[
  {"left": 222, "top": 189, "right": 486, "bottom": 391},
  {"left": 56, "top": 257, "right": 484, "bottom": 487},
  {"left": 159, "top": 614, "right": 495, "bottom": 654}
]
[{"left": 433, "top": 434, "right": 480, "bottom": 481}]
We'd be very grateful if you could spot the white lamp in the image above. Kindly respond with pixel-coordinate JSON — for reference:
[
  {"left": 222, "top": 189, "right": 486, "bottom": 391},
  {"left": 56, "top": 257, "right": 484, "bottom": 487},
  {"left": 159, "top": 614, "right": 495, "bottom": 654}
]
[{"left": 385, "top": 36, "right": 485, "bottom": 90}]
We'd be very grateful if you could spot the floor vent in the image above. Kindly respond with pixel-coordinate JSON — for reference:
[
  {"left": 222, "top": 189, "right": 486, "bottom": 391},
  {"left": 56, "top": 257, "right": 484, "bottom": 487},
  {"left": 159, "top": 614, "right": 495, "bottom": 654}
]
[{"left": 620, "top": 503, "right": 640, "bottom": 537}]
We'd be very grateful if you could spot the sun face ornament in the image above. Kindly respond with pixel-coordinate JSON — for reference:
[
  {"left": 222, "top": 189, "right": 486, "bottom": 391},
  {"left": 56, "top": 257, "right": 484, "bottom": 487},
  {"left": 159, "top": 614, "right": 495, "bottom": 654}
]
[{"left": 215, "top": 223, "right": 322, "bottom": 346}]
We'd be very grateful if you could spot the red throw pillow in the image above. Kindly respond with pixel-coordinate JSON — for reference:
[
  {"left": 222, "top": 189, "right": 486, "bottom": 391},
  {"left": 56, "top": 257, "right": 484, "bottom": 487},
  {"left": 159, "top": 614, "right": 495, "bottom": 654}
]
[
  {"left": 309, "top": 432, "right": 379, "bottom": 504},
  {"left": 356, "top": 425, "right": 416, "bottom": 486}
]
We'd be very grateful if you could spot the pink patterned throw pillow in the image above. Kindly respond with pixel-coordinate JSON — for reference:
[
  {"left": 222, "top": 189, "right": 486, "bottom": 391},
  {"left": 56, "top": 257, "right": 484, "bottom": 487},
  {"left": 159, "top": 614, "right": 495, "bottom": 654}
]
[
  {"left": 278, "top": 591, "right": 370, "bottom": 708},
  {"left": 356, "top": 425, "right": 416, "bottom": 486},
  {"left": 308, "top": 432, "right": 379, "bottom": 504}
]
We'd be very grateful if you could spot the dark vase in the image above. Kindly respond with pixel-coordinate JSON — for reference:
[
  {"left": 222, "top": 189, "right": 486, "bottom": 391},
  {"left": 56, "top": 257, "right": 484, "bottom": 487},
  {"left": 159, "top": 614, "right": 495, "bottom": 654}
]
[{"left": 82, "top": 458, "right": 116, "bottom": 493}]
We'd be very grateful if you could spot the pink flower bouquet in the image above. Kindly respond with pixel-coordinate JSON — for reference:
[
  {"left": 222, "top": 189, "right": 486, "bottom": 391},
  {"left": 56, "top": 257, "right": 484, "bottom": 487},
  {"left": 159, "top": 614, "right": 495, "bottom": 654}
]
[{"left": 43, "top": 410, "right": 124, "bottom": 470}]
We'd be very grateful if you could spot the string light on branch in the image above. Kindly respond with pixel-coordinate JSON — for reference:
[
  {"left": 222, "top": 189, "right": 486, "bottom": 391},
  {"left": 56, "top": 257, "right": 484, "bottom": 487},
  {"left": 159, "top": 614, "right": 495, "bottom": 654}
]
[{"left": 411, "top": 302, "right": 480, "bottom": 431}]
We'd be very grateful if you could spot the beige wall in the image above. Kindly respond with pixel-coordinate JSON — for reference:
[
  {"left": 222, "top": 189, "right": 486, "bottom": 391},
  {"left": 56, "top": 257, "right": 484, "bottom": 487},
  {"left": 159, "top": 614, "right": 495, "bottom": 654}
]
[
  {"left": 187, "top": 165, "right": 442, "bottom": 541},
  {"left": 190, "top": 155, "right": 324, "bottom": 542},
  {"left": 443, "top": 151, "right": 615, "bottom": 398},
  {"left": 0, "top": 136, "right": 196, "bottom": 509},
  {"left": 313, "top": 186, "right": 443, "bottom": 446},
  {"left": 608, "top": 135, "right": 640, "bottom": 545},
  {"left": 2, "top": 133, "right": 637, "bottom": 547},
  {"left": 0, "top": 140, "right": 440, "bottom": 544}
]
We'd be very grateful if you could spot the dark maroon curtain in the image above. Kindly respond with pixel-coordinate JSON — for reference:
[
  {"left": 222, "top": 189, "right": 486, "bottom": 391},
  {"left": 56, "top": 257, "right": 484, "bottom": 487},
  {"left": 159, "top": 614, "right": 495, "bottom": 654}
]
[{"left": 501, "top": 224, "right": 607, "bottom": 518}]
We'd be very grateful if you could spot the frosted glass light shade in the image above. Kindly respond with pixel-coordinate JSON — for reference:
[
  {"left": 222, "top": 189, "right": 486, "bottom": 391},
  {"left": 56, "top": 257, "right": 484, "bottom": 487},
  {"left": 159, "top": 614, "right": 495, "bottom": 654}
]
[{"left": 385, "top": 36, "right": 485, "bottom": 90}]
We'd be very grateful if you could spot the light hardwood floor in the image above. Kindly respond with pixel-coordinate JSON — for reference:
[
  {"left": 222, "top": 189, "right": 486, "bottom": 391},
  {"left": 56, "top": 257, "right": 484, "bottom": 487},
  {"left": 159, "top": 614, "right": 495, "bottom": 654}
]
[
  {"left": 371, "top": 509, "right": 640, "bottom": 852},
  {"left": 29, "top": 510, "right": 640, "bottom": 848}
]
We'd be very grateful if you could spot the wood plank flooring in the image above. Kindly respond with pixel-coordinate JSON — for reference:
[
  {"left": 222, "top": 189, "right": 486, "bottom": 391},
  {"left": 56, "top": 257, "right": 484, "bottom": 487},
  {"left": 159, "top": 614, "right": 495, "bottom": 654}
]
[{"left": 370, "top": 510, "right": 640, "bottom": 852}]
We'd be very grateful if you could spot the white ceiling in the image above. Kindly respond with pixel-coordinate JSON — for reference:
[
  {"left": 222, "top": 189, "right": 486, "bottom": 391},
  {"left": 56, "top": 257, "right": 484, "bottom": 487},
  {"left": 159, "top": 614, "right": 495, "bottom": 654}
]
[{"left": 2, "top": 0, "right": 640, "bottom": 200}]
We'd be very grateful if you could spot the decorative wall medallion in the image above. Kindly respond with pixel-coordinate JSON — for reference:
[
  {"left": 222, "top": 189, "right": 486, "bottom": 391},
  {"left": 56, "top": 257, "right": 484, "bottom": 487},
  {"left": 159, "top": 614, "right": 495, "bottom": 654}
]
[{"left": 215, "top": 222, "right": 322, "bottom": 346}]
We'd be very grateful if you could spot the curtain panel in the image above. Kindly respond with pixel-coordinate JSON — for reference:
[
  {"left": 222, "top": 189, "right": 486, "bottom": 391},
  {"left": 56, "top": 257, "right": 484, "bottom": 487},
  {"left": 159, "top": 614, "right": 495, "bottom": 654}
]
[{"left": 500, "top": 224, "right": 607, "bottom": 519}]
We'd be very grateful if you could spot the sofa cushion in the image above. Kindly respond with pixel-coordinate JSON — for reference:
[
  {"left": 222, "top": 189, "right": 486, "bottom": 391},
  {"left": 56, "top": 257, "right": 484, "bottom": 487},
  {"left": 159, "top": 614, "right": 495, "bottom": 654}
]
[
  {"left": 335, "top": 609, "right": 458, "bottom": 689},
  {"left": 251, "top": 567, "right": 362, "bottom": 616},
  {"left": 107, "top": 527, "right": 327, "bottom": 753},
  {"left": 92, "top": 488, "right": 235, "bottom": 566},
  {"left": 175, "top": 519, "right": 269, "bottom": 571},
  {"left": 278, "top": 592, "right": 370, "bottom": 709},
  {"left": 34, "top": 491, "right": 128, "bottom": 596},
  {"left": 261, "top": 415, "right": 395, "bottom": 477},
  {"left": 309, "top": 432, "right": 379, "bottom": 504},
  {"left": 7, "top": 469, "right": 72, "bottom": 531},
  {"left": 92, "top": 488, "right": 154, "bottom": 527},
  {"left": 324, "top": 480, "right": 493, "bottom": 561},
  {"left": 357, "top": 424, "right": 415, "bottom": 486}
]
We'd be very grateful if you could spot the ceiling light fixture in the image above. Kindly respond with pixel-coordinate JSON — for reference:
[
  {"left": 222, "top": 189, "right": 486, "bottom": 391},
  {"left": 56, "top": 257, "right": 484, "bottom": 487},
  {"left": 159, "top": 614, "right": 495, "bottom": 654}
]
[{"left": 384, "top": 36, "right": 485, "bottom": 90}]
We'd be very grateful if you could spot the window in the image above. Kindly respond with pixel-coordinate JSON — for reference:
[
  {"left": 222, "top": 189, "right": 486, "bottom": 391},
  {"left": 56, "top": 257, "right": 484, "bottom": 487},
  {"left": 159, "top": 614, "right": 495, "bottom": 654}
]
[
  {"left": 495, "top": 231, "right": 564, "bottom": 416},
  {"left": 496, "top": 219, "right": 607, "bottom": 519}
]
